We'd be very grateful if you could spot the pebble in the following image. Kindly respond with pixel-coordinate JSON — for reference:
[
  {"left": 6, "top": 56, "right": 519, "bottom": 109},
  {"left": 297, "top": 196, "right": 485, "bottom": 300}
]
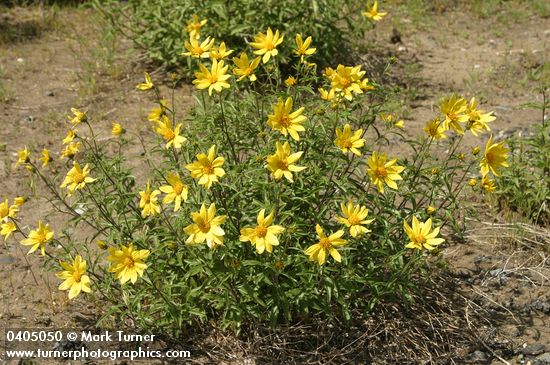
[
  {"left": 467, "top": 350, "right": 489, "bottom": 363},
  {"left": 521, "top": 344, "right": 546, "bottom": 356},
  {"left": 474, "top": 255, "right": 493, "bottom": 264},
  {"left": 0, "top": 255, "right": 15, "bottom": 264},
  {"left": 45, "top": 90, "right": 54, "bottom": 97},
  {"left": 530, "top": 299, "right": 550, "bottom": 314},
  {"left": 17, "top": 58, "right": 24, "bottom": 63},
  {"left": 537, "top": 353, "right": 550, "bottom": 363}
]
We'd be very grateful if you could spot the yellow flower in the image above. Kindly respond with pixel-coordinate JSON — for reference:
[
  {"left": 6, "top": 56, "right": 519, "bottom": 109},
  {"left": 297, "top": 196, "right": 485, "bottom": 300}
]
[
  {"left": 14, "top": 196, "right": 26, "bottom": 206},
  {"left": 472, "top": 146, "right": 481, "bottom": 156},
  {"left": 192, "top": 59, "right": 231, "bottom": 95},
  {"left": 186, "top": 145, "right": 225, "bottom": 189},
  {"left": 481, "top": 175, "right": 496, "bottom": 192},
  {"left": 293, "top": 33, "right": 316, "bottom": 61},
  {"left": 68, "top": 107, "right": 87, "bottom": 127},
  {"left": 56, "top": 255, "right": 92, "bottom": 299},
  {"left": 239, "top": 209, "right": 285, "bottom": 254},
  {"left": 466, "top": 97, "right": 496, "bottom": 136},
  {"left": 62, "top": 129, "right": 76, "bottom": 145},
  {"left": 1, "top": 221, "right": 17, "bottom": 240},
  {"left": 182, "top": 36, "right": 215, "bottom": 58},
  {"left": 0, "top": 198, "right": 18, "bottom": 223},
  {"left": 184, "top": 203, "right": 226, "bottom": 249},
  {"left": 324, "top": 67, "right": 335, "bottom": 79},
  {"left": 210, "top": 41, "right": 234, "bottom": 60},
  {"left": 139, "top": 182, "right": 161, "bottom": 218},
  {"left": 480, "top": 135, "right": 509, "bottom": 176},
  {"left": 16, "top": 146, "right": 30, "bottom": 167},
  {"left": 319, "top": 87, "right": 336, "bottom": 101},
  {"left": 267, "top": 97, "right": 307, "bottom": 141},
  {"left": 232, "top": 53, "right": 261, "bottom": 82},
  {"left": 152, "top": 115, "right": 187, "bottom": 149},
  {"left": 423, "top": 118, "right": 447, "bottom": 140},
  {"left": 136, "top": 72, "right": 154, "bottom": 90},
  {"left": 250, "top": 27, "right": 284, "bottom": 64},
  {"left": 367, "top": 152, "right": 405, "bottom": 193},
  {"left": 440, "top": 95, "right": 468, "bottom": 134},
  {"left": 60, "top": 162, "right": 96, "bottom": 195},
  {"left": 331, "top": 64, "right": 365, "bottom": 101},
  {"left": 148, "top": 99, "right": 167, "bottom": 122},
  {"left": 284, "top": 76, "right": 297, "bottom": 87},
  {"left": 186, "top": 14, "right": 207, "bottom": 40},
  {"left": 468, "top": 178, "right": 478, "bottom": 187},
  {"left": 266, "top": 141, "right": 306, "bottom": 183},
  {"left": 359, "top": 78, "right": 375, "bottom": 91},
  {"left": 334, "top": 124, "right": 365, "bottom": 156},
  {"left": 404, "top": 216, "right": 444, "bottom": 251},
  {"left": 107, "top": 243, "right": 150, "bottom": 285},
  {"left": 337, "top": 201, "right": 374, "bottom": 237},
  {"left": 363, "top": 1, "right": 387, "bottom": 21},
  {"left": 20, "top": 220, "right": 54, "bottom": 256},
  {"left": 380, "top": 113, "right": 405, "bottom": 129},
  {"left": 111, "top": 122, "right": 125, "bottom": 137},
  {"left": 39, "top": 148, "right": 52, "bottom": 167},
  {"left": 304, "top": 224, "right": 347, "bottom": 265},
  {"left": 60, "top": 141, "right": 81, "bottom": 160},
  {"left": 159, "top": 173, "right": 188, "bottom": 212},
  {"left": 426, "top": 206, "right": 437, "bottom": 214}
]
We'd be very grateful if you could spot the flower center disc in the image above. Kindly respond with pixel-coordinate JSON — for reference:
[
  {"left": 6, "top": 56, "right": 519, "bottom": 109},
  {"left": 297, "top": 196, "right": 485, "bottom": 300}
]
[
  {"left": 319, "top": 238, "right": 331, "bottom": 249},
  {"left": 123, "top": 257, "right": 135, "bottom": 268},
  {"left": 348, "top": 215, "right": 361, "bottom": 226},
  {"left": 374, "top": 166, "right": 387, "bottom": 178},
  {"left": 198, "top": 220, "right": 211, "bottom": 233},
  {"left": 255, "top": 226, "right": 268, "bottom": 238}
]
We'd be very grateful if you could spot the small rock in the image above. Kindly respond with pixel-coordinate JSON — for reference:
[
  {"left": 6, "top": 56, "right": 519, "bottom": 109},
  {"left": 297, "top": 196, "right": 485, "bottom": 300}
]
[
  {"left": 474, "top": 64, "right": 481, "bottom": 69},
  {"left": 0, "top": 255, "right": 15, "bottom": 264},
  {"left": 45, "top": 90, "right": 54, "bottom": 97},
  {"left": 536, "top": 353, "right": 550, "bottom": 363},
  {"left": 397, "top": 46, "right": 407, "bottom": 52},
  {"left": 522, "top": 344, "right": 546, "bottom": 356},
  {"left": 474, "top": 255, "right": 493, "bottom": 264},
  {"left": 490, "top": 268, "right": 504, "bottom": 276},
  {"left": 467, "top": 350, "right": 489, "bottom": 363},
  {"left": 17, "top": 58, "right": 24, "bottom": 63},
  {"left": 453, "top": 268, "right": 473, "bottom": 278},
  {"left": 530, "top": 299, "right": 550, "bottom": 314},
  {"left": 489, "top": 39, "right": 496, "bottom": 45}
]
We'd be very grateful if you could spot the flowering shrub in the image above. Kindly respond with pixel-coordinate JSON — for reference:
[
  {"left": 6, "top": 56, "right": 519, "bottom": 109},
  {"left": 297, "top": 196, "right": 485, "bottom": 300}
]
[
  {"left": 92, "top": 0, "right": 386, "bottom": 72},
  {"left": 4, "top": 20, "right": 511, "bottom": 333}
]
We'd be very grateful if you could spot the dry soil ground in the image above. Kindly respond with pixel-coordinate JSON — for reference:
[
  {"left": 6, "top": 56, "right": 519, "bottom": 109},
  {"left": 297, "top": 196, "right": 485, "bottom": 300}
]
[{"left": 0, "top": 2, "right": 549, "bottom": 364}]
